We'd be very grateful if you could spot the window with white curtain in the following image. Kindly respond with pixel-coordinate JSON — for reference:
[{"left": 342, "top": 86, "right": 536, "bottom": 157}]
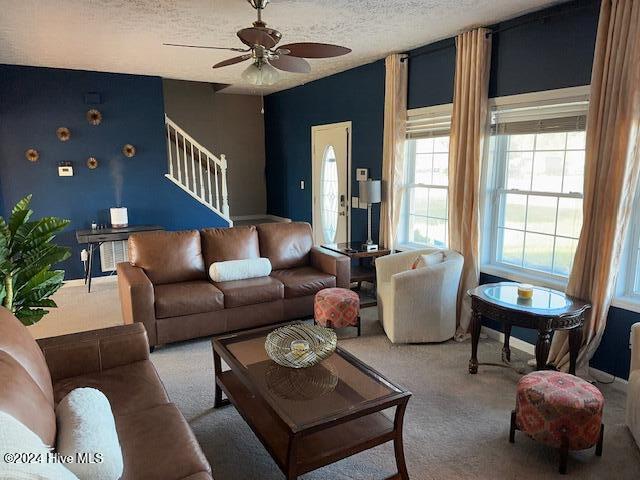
[
  {"left": 483, "top": 94, "right": 589, "bottom": 281},
  {"left": 398, "top": 105, "right": 452, "bottom": 249}
]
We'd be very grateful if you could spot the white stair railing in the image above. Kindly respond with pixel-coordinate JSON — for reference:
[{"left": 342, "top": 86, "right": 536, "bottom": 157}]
[{"left": 164, "top": 115, "right": 232, "bottom": 225}]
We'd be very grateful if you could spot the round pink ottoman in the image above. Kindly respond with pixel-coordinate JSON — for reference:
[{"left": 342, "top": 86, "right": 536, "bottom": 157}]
[
  {"left": 314, "top": 288, "right": 361, "bottom": 336},
  {"left": 510, "top": 370, "right": 604, "bottom": 474}
]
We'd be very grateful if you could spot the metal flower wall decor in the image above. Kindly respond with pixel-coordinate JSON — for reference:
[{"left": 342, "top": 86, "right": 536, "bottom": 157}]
[
  {"left": 86, "top": 109, "right": 102, "bottom": 126},
  {"left": 122, "top": 144, "right": 136, "bottom": 158},
  {"left": 56, "top": 127, "right": 71, "bottom": 141},
  {"left": 25, "top": 149, "right": 40, "bottom": 162},
  {"left": 86, "top": 157, "right": 99, "bottom": 169}
]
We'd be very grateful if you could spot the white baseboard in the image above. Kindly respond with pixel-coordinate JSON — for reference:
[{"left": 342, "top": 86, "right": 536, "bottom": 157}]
[
  {"left": 231, "top": 214, "right": 292, "bottom": 223},
  {"left": 63, "top": 275, "right": 118, "bottom": 288},
  {"left": 482, "top": 326, "right": 628, "bottom": 392}
]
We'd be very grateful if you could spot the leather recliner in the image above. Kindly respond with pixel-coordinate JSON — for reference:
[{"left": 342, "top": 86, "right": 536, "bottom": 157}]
[{"left": 117, "top": 222, "right": 350, "bottom": 348}]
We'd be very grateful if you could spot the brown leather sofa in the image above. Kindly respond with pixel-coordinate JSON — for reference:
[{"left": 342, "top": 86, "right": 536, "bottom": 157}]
[
  {"left": 117, "top": 222, "right": 349, "bottom": 348},
  {"left": 0, "top": 307, "right": 212, "bottom": 480}
]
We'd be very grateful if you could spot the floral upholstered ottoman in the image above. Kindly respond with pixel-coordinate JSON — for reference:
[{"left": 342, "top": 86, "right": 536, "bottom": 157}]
[
  {"left": 510, "top": 370, "right": 604, "bottom": 474},
  {"left": 314, "top": 288, "right": 361, "bottom": 336}
]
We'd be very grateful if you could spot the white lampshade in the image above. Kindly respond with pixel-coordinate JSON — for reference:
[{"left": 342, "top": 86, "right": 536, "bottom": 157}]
[
  {"left": 359, "top": 179, "right": 381, "bottom": 204},
  {"left": 241, "top": 61, "right": 280, "bottom": 86}
]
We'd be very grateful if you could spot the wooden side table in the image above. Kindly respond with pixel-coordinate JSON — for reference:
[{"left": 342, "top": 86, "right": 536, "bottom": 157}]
[
  {"left": 467, "top": 282, "right": 590, "bottom": 375},
  {"left": 321, "top": 242, "right": 390, "bottom": 307}
]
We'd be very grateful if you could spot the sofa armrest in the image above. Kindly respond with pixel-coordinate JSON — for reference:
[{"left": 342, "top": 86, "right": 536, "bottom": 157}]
[
  {"left": 631, "top": 323, "right": 640, "bottom": 374},
  {"left": 116, "top": 262, "right": 157, "bottom": 346},
  {"left": 310, "top": 247, "right": 351, "bottom": 288},
  {"left": 37, "top": 323, "right": 150, "bottom": 382}
]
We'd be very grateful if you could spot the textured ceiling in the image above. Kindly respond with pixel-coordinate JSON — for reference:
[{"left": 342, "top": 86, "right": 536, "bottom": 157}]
[{"left": 0, "top": 0, "right": 560, "bottom": 94}]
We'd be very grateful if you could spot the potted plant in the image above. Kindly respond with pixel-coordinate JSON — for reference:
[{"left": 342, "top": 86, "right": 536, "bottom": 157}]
[{"left": 0, "top": 195, "right": 70, "bottom": 325}]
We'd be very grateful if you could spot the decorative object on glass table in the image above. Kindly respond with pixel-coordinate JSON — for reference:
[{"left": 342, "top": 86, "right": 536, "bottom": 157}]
[
  {"left": 265, "top": 324, "right": 337, "bottom": 369},
  {"left": 517, "top": 283, "right": 534, "bottom": 300},
  {"left": 122, "top": 144, "right": 136, "bottom": 158},
  {"left": 56, "top": 127, "right": 71, "bottom": 142},
  {"left": 86, "top": 109, "right": 102, "bottom": 125}
]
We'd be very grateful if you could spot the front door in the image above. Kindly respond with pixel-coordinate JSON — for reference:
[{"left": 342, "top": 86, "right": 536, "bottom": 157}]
[{"left": 311, "top": 122, "right": 351, "bottom": 245}]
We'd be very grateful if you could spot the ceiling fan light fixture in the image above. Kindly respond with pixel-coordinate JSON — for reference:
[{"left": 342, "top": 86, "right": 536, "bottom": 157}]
[{"left": 241, "top": 60, "right": 279, "bottom": 86}]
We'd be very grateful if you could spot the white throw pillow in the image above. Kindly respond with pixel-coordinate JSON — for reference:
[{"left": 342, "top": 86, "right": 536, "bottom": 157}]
[
  {"left": 55, "top": 388, "right": 123, "bottom": 480},
  {"left": 0, "top": 411, "right": 79, "bottom": 480},
  {"left": 412, "top": 251, "right": 445, "bottom": 270},
  {"left": 209, "top": 257, "right": 272, "bottom": 282}
]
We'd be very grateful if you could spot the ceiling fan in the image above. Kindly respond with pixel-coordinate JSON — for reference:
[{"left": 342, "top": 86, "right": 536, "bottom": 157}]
[{"left": 163, "top": 0, "right": 351, "bottom": 86}]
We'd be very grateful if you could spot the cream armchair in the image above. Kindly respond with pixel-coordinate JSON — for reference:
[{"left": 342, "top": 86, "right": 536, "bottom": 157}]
[
  {"left": 375, "top": 248, "right": 463, "bottom": 343},
  {"left": 627, "top": 323, "right": 640, "bottom": 448}
]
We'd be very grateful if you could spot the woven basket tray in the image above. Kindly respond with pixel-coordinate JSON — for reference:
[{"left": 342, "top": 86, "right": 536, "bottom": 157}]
[{"left": 265, "top": 324, "right": 337, "bottom": 369}]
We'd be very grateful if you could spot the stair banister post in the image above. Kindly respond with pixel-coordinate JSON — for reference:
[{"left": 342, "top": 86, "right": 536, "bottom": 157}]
[{"left": 220, "top": 154, "right": 230, "bottom": 218}]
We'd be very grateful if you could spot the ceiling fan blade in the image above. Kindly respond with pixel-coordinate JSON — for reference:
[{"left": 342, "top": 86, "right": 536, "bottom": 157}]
[
  {"left": 163, "top": 43, "right": 248, "bottom": 52},
  {"left": 237, "top": 27, "right": 281, "bottom": 49},
  {"left": 278, "top": 42, "right": 351, "bottom": 58},
  {"left": 212, "top": 54, "right": 252, "bottom": 69},
  {"left": 269, "top": 55, "right": 311, "bottom": 73}
]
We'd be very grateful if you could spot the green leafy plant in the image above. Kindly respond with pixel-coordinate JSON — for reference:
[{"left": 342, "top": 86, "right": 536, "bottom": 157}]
[{"left": 0, "top": 195, "right": 71, "bottom": 325}]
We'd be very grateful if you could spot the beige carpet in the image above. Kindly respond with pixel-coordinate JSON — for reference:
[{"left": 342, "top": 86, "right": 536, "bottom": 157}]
[{"left": 30, "top": 283, "right": 640, "bottom": 478}]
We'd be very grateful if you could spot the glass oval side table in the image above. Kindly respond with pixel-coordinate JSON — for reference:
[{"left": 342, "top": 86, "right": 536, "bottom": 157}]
[{"left": 467, "top": 282, "right": 591, "bottom": 375}]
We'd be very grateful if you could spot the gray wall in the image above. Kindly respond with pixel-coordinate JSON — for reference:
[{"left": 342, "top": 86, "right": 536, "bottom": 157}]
[{"left": 162, "top": 79, "right": 267, "bottom": 217}]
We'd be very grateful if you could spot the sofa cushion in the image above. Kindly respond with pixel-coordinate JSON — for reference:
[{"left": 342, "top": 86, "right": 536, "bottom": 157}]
[
  {"left": 116, "top": 404, "right": 211, "bottom": 480},
  {"left": 271, "top": 267, "right": 336, "bottom": 298},
  {"left": 129, "top": 231, "right": 205, "bottom": 285},
  {"left": 256, "top": 222, "right": 314, "bottom": 270},
  {"left": 214, "top": 276, "right": 284, "bottom": 308},
  {"left": 201, "top": 225, "right": 260, "bottom": 267},
  {"left": 154, "top": 281, "right": 224, "bottom": 319},
  {"left": 53, "top": 361, "right": 170, "bottom": 417}
]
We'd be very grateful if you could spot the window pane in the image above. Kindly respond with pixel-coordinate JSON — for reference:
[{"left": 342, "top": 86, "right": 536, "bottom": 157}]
[
  {"left": 563, "top": 150, "right": 585, "bottom": 194},
  {"left": 556, "top": 198, "right": 582, "bottom": 238},
  {"left": 553, "top": 237, "right": 578, "bottom": 276},
  {"left": 523, "top": 233, "right": 555, "bottom": 273},
  {"left": 567, "top": 131, "right": 586, "bottom": 150},
  {"left": 410, "top": 188, "right": 429, "bottom": 216},
  {"left": 427, "top": 218, "right": 447, "bottom": 248},
  {"left": 506, "top": 152, "right": 533, "bottom": 190},
  {"left": 416, "top": 138, "right": 434, "bottom": 154},
  {"left": 408, "top": 216, "right": 428, "bottom": 244},
  {"left": 499, "top": 228, "right": 524, "bottom": 266},
  {"left": 508, "top": 134, "right": 535, "bottom": 151},
  {"left": 428, "top": 189, "right": 447, "bottom": 219},
  {"left": 526, "top": 195, "right": 557, "bottom": 235},
  {"left": 432, "top": 153, "right": 448, "bottom": 186},
  {"left": 414, "top": 153, "right": 432, "bottom": 184},
  {"left": 532, "top": 151, "right": 564, "bottom": 192},
  {"left": 502, "top": 193, "right": 526, "bottom": 230},
  {"left": 433, "top": 136, "right": 449, "bottom": 152},
  {"left": 536, "top": 132, "right": 566, "bottom": 151}
]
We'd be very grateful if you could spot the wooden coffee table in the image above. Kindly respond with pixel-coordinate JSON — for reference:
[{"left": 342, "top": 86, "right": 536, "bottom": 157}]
[{"left": 212, "top": 323, "right": 411, "bottom": 479}]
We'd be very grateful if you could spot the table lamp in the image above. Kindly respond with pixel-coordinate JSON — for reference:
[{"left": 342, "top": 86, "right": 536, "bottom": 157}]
[{"left": 359, "top": 179, "right": 381, "bottom": 251}]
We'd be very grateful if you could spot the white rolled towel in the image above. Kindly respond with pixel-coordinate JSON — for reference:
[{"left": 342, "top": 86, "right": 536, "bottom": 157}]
[{"left": 209, "top": 257, "right": 272, "bottom": 282}]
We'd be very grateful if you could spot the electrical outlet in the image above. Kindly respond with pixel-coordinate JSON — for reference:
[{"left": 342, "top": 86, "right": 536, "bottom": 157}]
[{"left": 300, "top": 180, "right": 305, "bottom": 190}]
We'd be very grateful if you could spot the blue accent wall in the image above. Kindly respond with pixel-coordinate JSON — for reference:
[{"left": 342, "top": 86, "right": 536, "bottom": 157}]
[
  {"left": 264, "top": 61, "right": 385, "bottom": 242},
  {"left": 0, "top": 65, "right": 228, "bottom": 281}
]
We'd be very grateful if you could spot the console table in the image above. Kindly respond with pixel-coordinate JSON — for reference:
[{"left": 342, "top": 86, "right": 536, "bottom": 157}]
[
  {"left": 467, "top": 282, "right": 590, "bottom": 375},
  {"left": 321, "top": 242, "right": 390, "bottom": 307},
  {"left": 75, "top": 225, "right": 163, "bottom": 293}
]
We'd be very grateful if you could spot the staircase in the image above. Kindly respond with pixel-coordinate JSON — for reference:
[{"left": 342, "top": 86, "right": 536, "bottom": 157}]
[{"left": 164, "top": 114, "right": 232, "bottom": 226}]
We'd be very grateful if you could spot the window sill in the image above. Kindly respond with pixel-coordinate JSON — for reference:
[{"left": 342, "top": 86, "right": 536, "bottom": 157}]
[
  {"left": 480, "top": 264, "right": 568, "bottom": 291},
  {"left": 611, "top": 296, "right": 640, "bottom": 315}
]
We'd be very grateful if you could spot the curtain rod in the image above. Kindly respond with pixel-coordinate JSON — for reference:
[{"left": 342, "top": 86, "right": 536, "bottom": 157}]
[{"left": 400, "top": 3, "right": 595, "bottom": 63}]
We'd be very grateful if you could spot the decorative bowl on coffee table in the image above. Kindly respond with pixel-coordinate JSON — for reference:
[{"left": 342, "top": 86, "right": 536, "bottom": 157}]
[{"left": 265, "top": 324, "right": 337, "bottom": 368}]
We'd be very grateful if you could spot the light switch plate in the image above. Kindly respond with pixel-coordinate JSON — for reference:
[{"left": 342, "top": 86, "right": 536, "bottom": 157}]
[
  {"left": 300, "top": 180, "right": 305, "bottom": 190},
  {"left": 351, "top": 197, "right": 359, "bottom": 208},
  {"left": 356, "top": 168, "right": 368, "bottom": 181}
]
